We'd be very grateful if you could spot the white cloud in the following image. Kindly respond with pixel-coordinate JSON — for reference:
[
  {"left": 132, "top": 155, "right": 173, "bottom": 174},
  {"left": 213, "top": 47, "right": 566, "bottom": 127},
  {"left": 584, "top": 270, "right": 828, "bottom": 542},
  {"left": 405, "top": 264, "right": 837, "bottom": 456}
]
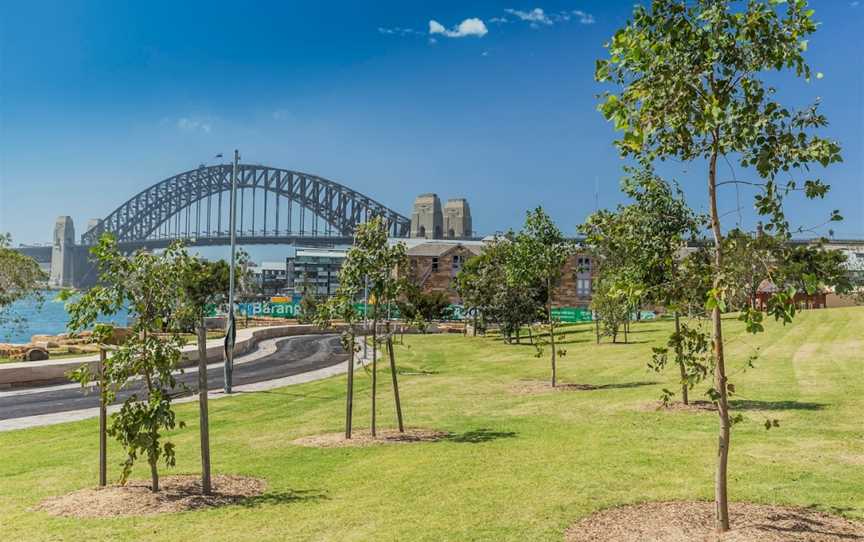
[
  {"left": 851, "top": 1, "right": 860, "bottom": 7},
  {"left": 489, "top": 16, "right": 509, "bottom": 24},
  {"left": 501, "top": 7, "right": 595, "bottom": 27},
  {"left": 505, "top": 8, "right": 552, "bottom": 25},
  {"left": 429, "top": 20, "right": 446, "bottom": 34},
  {"left": 177, "top": 117, "right": 212, "bottom": 134},
  {"left": 428, "top": 17, "right": 488, "bottom": 38},
  {"left": 378, "top": 26, "right": 417, "bottom": 36},
  {"left": 572, "top": 10, "right": 596, "bottom": 24}
]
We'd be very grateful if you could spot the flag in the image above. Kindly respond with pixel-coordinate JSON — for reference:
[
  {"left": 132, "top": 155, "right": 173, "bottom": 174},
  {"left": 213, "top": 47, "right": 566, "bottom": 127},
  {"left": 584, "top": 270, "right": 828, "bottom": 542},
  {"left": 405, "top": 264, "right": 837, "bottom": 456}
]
[{"left": 224, "top": 312, "right": 236, "bottom": 359}]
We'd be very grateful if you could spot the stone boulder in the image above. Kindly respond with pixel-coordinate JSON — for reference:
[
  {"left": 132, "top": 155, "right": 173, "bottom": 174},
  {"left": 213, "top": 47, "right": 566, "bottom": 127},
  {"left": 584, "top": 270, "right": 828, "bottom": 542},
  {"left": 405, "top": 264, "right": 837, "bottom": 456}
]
[
  {"left": 105, "top": 327, "right": 132, "bottom": 345},
  {"left": 24, "top": 347, "right": 50, "bottom": 361},
  {"left": 0, "top": 344, "right": 28, "bottom": 359}
]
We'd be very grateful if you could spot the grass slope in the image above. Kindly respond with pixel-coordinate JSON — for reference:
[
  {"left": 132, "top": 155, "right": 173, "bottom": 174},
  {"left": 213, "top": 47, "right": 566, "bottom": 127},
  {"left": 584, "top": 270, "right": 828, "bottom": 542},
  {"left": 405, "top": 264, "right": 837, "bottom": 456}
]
[{"left": 1, "top": 308, "right": 862, "bottom": 541}]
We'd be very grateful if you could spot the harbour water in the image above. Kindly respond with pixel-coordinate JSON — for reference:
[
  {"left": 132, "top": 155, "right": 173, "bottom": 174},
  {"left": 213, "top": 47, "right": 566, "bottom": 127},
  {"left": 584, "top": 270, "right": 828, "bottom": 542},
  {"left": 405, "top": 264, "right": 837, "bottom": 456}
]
[{"left": 0, "top": 291, "right": 129, "bottom": 344}]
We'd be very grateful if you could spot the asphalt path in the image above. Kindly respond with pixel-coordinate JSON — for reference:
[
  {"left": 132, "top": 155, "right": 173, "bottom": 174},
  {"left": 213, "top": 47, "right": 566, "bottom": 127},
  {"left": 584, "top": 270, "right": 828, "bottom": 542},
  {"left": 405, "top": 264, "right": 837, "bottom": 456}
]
[{"left": 0, "top": 334, "right": 347, "bottom": 421}]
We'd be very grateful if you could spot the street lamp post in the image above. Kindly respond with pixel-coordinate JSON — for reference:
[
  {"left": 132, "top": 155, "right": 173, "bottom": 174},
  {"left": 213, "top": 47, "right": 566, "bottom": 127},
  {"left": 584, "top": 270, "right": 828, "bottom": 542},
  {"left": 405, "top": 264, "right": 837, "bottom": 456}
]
[{"left": 224, "top": 149, "right": 240, "bottom": 393}]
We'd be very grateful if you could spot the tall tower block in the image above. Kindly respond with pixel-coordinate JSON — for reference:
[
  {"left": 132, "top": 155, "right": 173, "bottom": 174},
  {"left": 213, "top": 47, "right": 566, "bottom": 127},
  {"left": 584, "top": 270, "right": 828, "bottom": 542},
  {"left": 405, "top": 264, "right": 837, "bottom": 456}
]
[
  {"left": 410, "top": 193, "right": 443, "bottom": 239},
  {"left": 444, "top": 198, "right": 472, "bottom": 239},
  {"left": 50, "top": 216, "right": 76, "bottom": 288}
]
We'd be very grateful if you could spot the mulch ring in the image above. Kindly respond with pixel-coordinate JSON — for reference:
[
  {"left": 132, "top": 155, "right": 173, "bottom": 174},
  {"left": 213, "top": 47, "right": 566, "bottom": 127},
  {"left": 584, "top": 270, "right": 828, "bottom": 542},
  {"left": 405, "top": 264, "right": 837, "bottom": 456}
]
[
  {"left": 511, "top": 381, "right": 603, "bottom": 395},
  {"left": 564, "top": 501, "right": 864, "bottom": 542},
  {"left": 35, "top": 475, "right": 266, "bottom": 518},
  {"left": 640, "top": 400, "right": 717, "bottom": 413},
  {"left": 292, "top": 428, "right": 449, "bottom": 448}
]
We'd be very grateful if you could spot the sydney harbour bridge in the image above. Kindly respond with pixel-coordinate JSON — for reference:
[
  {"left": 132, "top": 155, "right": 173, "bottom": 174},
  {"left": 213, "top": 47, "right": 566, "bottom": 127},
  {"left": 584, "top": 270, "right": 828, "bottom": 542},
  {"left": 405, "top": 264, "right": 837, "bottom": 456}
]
[{"left": 23, "top": 163, "right": 413, "bottom": 288}]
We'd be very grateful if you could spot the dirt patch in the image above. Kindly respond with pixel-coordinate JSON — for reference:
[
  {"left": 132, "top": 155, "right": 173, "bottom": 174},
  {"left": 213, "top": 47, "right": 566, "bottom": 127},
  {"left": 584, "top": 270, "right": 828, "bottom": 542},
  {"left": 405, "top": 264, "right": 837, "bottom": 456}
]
[
  {"left": 292, "top": 428, "right": 448, "bottom": 448},
  {"left": 35, "top": 475, "right": 265, "bottom": 518},
  {"left": 564, "top": 501, "right": 864, "bottom": 542},
  {"left": 640, "top": 400, "right": 717, "bottom": 413}
]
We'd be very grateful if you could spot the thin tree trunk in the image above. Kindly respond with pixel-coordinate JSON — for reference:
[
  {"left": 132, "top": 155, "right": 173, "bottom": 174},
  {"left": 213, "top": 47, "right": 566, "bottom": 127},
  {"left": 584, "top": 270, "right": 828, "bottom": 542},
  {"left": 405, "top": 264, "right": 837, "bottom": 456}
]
[
  {"left": 345, "top": 332, "right": 354, "bottom": 439},
  {"left": 386, "top": 336, "right": 404, "bottom": 432},
  {"left": 674, "top": 311, "right": 688, "bottom": 405},
  {"left": 371, "top": 312, "right": 378, "bottom": 437},
  {"left": 528, "top": 326, "right": 534, "bottom": 345},
  {"left": 140, "top": 327, "right": 161, "bottom": 493},
  {"left": 708, "top": 141, "right": 731, "bottom": 533},
  {"left": 548, "top": 277, "right": 557, "bottom": 387},
  {"left": 99, "top": 348, "right": 107, "bottom": 487},
  {"left": 624, "top": 313, "right": 629, "bottom": 344},
  {"left": 516, "top": 327, "right": 521, "bottom": 344},
  {"left": 149, "top": 455, "right": 159, "bottom": 493},
  {"left": 196, "top": 319, "right": 212, "bottom": 495},
  {"left": 473, "top": 310, "right": 478, "bottom": 336},
  {"left": 595, "top": 314, "right": 600, "bottom": 344}
]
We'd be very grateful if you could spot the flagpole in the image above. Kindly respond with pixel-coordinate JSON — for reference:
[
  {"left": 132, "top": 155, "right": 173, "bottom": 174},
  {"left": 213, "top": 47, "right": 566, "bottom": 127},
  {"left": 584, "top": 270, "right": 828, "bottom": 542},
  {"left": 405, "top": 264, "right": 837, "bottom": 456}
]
[{"left": 224, "top": 149, "right": 239, "bottom": 394}]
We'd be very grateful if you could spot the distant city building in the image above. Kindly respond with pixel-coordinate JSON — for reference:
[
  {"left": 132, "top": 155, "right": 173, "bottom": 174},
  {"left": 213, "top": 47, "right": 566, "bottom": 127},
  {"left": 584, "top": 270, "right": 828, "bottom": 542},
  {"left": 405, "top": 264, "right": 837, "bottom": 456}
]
[
  {"left": 410, "top": 193, "right": 443, "bottom": 239},
  {"left": 254, "top": 261, "right": 289, "bottom": 294},
  {"left": 411, "top": 194, "right": 473, "bottom": 239},
  {"left": 443, "top": 198, "right": 472, "bottom": 239},
  {"left": 404, "top": 241, "right": 483, "bottom": 303},
  {"left": 289, "top": 248, "right": 347, "bottom": 297}
]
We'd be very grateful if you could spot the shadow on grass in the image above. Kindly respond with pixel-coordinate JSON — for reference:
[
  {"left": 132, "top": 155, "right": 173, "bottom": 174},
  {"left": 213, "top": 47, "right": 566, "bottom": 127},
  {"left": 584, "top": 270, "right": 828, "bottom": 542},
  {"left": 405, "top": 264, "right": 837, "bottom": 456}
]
[
  {"left": 397, "top": 369, "right": 439, "bottom": 376},
  {"left": 501, "top": 336, "right": 594, "bottom": 347},
  {"left": 240, "top": 489, "right": 329, "bottom": 508},
  {"left": 556, "top": 381, "right": 658, "bottom": 391},
  {"left": 444, "top": 428, "right": 518, "bottom": 444},
  {"left": 241, "top": 389, "right": 343, "bottom": 401},
  {"left": 752, "top": 510, "right": 864, "bottom": 540},
  {"left": 594, "top": 381, "right": 658, "bottom": 390},
  {"left": 730, "top": 399, "right": 827, "bottom": 411},
  {"left": 810, "top": 504, "right": 858, "bottom": 516}
]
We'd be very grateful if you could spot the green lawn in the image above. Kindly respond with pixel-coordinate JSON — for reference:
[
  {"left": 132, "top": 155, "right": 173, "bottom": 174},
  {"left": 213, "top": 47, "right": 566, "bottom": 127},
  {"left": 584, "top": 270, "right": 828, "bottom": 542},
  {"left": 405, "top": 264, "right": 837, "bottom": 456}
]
[{"left": 1, "top": 308, "right": 862, "bottom": 541}]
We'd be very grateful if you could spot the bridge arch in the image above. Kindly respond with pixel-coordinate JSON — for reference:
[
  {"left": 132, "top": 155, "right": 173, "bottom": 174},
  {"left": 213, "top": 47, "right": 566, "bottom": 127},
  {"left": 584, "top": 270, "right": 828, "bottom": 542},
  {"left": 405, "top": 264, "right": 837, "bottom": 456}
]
[{"left": 81, "top": 164, "right": 411, "bottom": 246}]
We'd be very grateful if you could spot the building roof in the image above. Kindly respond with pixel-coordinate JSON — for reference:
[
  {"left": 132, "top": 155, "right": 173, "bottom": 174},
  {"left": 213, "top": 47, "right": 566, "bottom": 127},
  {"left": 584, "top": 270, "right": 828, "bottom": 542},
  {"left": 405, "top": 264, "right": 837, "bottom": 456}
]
[
  {"left": 295, "top": 249, "right": 348, "bottom": 259},
  {"left": 407, "top": 242, "right": 482, "bottom": 258},
  {"left": 259, "top": 261, "right": 287, "bottom": 271}
]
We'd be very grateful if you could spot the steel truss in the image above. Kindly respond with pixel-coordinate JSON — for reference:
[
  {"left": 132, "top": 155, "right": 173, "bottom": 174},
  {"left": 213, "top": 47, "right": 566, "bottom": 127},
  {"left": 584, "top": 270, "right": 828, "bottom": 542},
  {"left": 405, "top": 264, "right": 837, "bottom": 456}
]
[{"left": 81, "top": 164, "right": 411, "bottom": 246}]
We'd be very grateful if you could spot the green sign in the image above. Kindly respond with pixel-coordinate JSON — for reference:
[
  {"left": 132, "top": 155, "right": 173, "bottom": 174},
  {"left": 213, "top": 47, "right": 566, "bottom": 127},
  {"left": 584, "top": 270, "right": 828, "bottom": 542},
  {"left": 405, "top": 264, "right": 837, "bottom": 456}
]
[
  {"left": 551, "top": 307, "right": 594, "bottom": 323},
  {"left": 212, "top": 301, "right": 598, "bottom": 323}
]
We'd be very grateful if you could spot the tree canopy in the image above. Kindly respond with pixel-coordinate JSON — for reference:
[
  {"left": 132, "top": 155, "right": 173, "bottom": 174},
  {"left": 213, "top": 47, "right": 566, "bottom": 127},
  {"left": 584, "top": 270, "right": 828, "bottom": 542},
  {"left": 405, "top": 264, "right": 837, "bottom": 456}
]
[{"left": 0, "top": 233, "right": 46, "bottom": 333}]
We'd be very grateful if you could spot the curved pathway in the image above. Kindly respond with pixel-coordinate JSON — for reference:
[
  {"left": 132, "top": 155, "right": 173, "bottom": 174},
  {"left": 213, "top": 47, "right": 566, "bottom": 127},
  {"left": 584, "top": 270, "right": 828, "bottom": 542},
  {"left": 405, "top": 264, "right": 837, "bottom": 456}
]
[{"left": 0, "top": 334, "right": 352, "bottom": 431}]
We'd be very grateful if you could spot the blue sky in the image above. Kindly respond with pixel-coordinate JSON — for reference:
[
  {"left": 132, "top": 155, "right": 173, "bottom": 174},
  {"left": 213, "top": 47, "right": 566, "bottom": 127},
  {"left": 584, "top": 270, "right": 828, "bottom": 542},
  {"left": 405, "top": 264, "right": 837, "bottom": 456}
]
[{"left": 1, "top": 0, "right": 862, "bottom": 252}]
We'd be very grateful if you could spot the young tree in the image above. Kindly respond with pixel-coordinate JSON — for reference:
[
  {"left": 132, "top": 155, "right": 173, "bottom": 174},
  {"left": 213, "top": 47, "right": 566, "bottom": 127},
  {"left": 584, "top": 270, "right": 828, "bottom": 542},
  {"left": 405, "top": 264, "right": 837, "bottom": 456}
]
[
  {"left": 66, "top": 236, "right": 189, "bottom": 492},
  {"left": 590, "top": 277, "right": 630, "bottom": 343},
  {"left": 315, "top": 284, "right": 362, "bottom": 438},
  {"left": 468, "top": 237, "right": 544, "bottom": 344},
  {"left": 597, "top": 0, "right": 842, "bottom": 530},
  {"left": 333, "top": 216, "right": 407, "bottom": 436},
  {"left": 582, "top": 168, "right": 705, "bottom": 399},
  {"left": 178, "top": 256, "right": 229, "bottom": 495},
  {"left": 0, "top": 234, "right": 46, "bottom": 336},
  {"left": 511, "top": 208, "right": 576, "bottom": 387},
  {"left": 298, "top": 283, "right": 323, "bottom": 324},
  {"left": 773, "top": 242, "right": 853, "bottom": 307},
  {"left": 722, "top": 228, "right": 780, "bottom": 310},
  {"left": 397, "top": 283, "right": 451, "bottom": 323},
  {"left": 454, "top": 251, "right": 492, "bottom": 336}
]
